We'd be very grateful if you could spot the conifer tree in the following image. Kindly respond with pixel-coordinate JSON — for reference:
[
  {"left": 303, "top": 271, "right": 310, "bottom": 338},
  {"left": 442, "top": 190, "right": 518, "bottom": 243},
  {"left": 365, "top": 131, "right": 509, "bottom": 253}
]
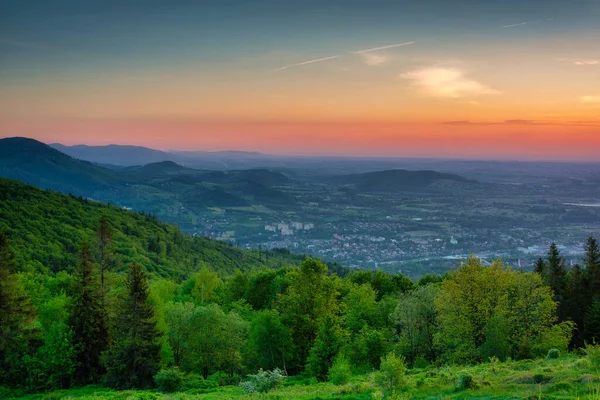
[
  {"left": 585, "top": 298, "right": 600, "bottom": 344},
  {"left": 70, "top": 240, "right": 108, "bottom": 385},
  {"left": 104, "top": 262, "right": 161, "bottom": 389},
  {"left": 584, "top": 236, "right": 600, "bottom": 297},
  {"left": 0, "top": 231, "right": 36, "bottom": 385},
  {"left": 546, "top": 243, "right": 568, "bottom": 320},
  {"left": 97, "top": 216, "right": 114, "bottom": 301},
  {"left": 533, "top": 257, "right": 546, "bottom": 278}
]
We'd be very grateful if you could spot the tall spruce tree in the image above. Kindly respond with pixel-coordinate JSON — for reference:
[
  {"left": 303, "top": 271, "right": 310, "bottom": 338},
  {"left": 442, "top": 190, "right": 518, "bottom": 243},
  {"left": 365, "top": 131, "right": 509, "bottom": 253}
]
[
  {"left": 533, "top": 257, "right": 546, "bottom": 278},
  {"left": 584, "top": 236, "right": 600, "bottom": 298},
  {"left": 0, "top": 231, "right": 36, "bottom": 385},
  {"left": 564, "top": 264, "right": 587, "bottom": 346},
  {"left": 547, "top": 243, "right": 568, "bottom": 320},
  {"left": 97, "top": 216, "right": 114, "bottom": 301},
  {"left": 585, "top": 298, "right": 600, "bottom": 344},
  {"left": 104, "top": 262, "right": 161, "bottom": 389},
  {"left": 70, "top": 240, "right": 109, "bottom": 385}
]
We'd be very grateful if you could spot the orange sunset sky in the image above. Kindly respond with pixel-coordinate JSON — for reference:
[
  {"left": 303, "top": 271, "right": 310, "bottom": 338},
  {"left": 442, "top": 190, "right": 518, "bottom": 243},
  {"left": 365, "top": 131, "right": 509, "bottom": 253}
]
[{"left": 1, "top": 0, "right": 599, "bottom": 160}]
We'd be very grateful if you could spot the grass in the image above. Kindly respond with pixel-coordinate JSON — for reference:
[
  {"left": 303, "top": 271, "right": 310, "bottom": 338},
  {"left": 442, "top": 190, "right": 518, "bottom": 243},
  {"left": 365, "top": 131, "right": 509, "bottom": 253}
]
[{"left": 6, "top": 354, "right": 600, "bottom": 399}]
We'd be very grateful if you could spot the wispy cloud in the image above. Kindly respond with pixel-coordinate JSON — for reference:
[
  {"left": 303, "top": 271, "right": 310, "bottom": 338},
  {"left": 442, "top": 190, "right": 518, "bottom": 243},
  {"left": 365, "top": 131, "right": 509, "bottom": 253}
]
[
  {"left": 272, "top": 55, "right": 340, "bottom": 72},
  {"left": 574, "top": 59, "right": 600, "bottom": 66},
  {"left": 442, "top": 119, "right": 600, "bottom": 126},
  {"left": 581, "top": 95, "right": 600, "bottom": 103},
  {"left": 359, "top": 52, "right": 389, "bottom": 66},
  {"left": 353, "top": 41, "right": 415, "bottom": 66},
  {"left": 353, "top": 41, "right": 416, "bottom": 54},
  {"left": 0, "top": 37, "right": 63, "bottom": 52},
  {"left": 401, "top": 67, "right": 500, "bottom": 98},
  {"left": 503, "top": 22, "right": 529, "bottom": 28}
]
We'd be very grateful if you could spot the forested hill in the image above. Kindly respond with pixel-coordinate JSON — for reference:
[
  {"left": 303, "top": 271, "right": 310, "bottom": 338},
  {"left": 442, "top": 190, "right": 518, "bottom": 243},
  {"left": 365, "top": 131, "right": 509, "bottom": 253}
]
[{"left": 0, "top": 177, "right": 313, "bottom": 278}]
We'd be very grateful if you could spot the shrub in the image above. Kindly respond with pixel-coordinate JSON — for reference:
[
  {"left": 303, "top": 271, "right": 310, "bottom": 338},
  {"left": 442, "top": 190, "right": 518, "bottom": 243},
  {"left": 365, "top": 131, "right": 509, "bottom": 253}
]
[
  {"left": 456, "top": 374, "right": 474, "bottom": 391},
  {"left": 374, "top": 352, "right": 407, "bottom": 394},
  {"left": 533, "top": 373, "right": 546, "bottom": 384},
  {"left": 328, "top": 355, "right": 352, "bottom": 385},
  {"left": 546, "top": 348, "right": 560, "bottom": 360},
  {"left": 182, "top": 374, "right": 218, "bottom": 391},
  {"left": 584, "top": 343, "right": 600, "bottom": 370},
  {"left": 154, "top": 368, "right": 183, "bottom": 393},
  {"left": 413, "top": 356, "right": 429, "bottom": 369},
  {"left": 239, "top": 368, "right": 286, "bottom": 394}
]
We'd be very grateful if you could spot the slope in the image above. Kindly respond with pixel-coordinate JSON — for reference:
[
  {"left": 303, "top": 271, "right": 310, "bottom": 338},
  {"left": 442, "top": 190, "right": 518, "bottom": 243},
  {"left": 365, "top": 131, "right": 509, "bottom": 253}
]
[
  {"left": 330, "top": 169, "right": 474, "bottom": 191},
  {"left": 0, "top": 177, "right": 304, "bottom": 278}
]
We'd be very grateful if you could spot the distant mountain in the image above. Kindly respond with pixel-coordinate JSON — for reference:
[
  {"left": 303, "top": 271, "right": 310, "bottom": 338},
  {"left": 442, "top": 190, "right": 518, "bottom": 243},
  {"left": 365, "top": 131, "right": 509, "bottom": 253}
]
[
  {"left": 331, "top": 169, "right": 474, "bottom": 191},
  {"left": 0, "top": 137, "right": 123, "bottom": 197},
  {"left": 50, "top": 143, "right": 175, "bottom": 166},
  {"left": 123, "top": 161, "right": 191, "bottom": 177}
]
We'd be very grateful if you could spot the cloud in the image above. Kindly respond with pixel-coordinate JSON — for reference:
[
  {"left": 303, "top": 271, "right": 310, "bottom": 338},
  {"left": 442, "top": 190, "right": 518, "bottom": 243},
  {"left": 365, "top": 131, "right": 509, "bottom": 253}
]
[
  {"left": 272, "top": 55, "right": 340, "bottom": 72},
  {"left": 574, "top": 60, "right": 600, "bottom": 66},
  {"left": 442, "top": 119, "right": 600, "bottom": 126},
  {"left": 503, "top": 22, "right": 529, "bottom": 28},
  {"left": 353, "top": 41, "right": 416, "bottom": 54},
  {"left": 359, "top": 53, "right": 389, "bottom": 66},
  {"left": 581, "top": 95, "right": 600, "bottom": 103},
  {"left": 401, "top": 67, "right": 500, "bottom": 98},
  {"left": 353, "top": 41, "right": 415, "bottom": 66}
]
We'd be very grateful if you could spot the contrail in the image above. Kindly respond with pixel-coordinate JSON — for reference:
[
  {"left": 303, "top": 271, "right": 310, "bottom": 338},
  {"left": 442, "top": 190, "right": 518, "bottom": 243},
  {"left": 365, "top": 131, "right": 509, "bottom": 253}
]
[
  {"left": 354, "top": 41, "right": 416, "bottom": 54},
  {"left": 502, "top": 21, "right": 529, "bottom": 28},
  {"left": 272, "top": 55, "right": 340, "bottom": 71}
]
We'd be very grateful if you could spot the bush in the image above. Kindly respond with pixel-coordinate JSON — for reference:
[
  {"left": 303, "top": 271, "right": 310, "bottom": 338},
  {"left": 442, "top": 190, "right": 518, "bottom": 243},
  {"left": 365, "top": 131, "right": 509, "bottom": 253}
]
[
  {"left": 413, "top": 356, "right": 429, "bottom": 369},
  {"left": 154, "top": 368, "right": 183, "bottom": 393},
  {"left": 240, "top": 368, "right": 286, "bottom": 394},
  {"left": 457, "top": 374, "right": 474, "bottom": 391},
  {"left": 374, "top": 352, "right": 407, "bottom": 394},
  {"left": 584, "top": 343, "right": 600, "bottom": 370},
  {"left": 546, "top": 348, "right": 560, "bottom": 360},
  {"left": 328, "top": 355, "right": 352, "bottom": 385}
]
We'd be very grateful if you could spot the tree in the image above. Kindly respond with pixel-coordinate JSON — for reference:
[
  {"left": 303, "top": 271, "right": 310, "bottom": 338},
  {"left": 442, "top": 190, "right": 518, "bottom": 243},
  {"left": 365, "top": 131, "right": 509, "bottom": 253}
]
[
  {"left": 97, "top": 216, "right": 114, "bottom": 301},
  {"left": 534, "top": 257, "right": 546, "bottom": 278},
  {"left": 103, "top": 262, "right": 161, "bottom": 389},
  {"left": 164, "top": 302, "right": 196, "bottom": 368},
  {"left": 306, "top": 315, "right": 347, "bottom": 381},
  {"left": 585, "top": 298, "right": 600, "bottom": 344},
  {"left": 434, "top": 257, "right": 513, "bottom": 363},
  {"left": 547, "top": 243, "right": 568, "bottom": 320},
  {"left": 565, "top": 264, "right": 588, "bottom": 346},
  {"left": 0, "top": 231, "right": 36, "bottom": 385},
  {"left": 276, "top": 258, "right": 340, "bottom": 374},
  {"left": 70, "top": 240, "right": 108, "bottom": 385},
  {"left": 248, "top": 310, "right": 293, "bottom": 373},
  {"left": 191, "top": 265, "right": 221, "bottom": 305},
  {"left": 394, "top": 284, "right": 440, "bottom": 364},
  {"left": 584, "top": 236, "right": 600, "bottom": 298},
  {"left": 374, "top": 352, "right": 407, "bottom": 395}
]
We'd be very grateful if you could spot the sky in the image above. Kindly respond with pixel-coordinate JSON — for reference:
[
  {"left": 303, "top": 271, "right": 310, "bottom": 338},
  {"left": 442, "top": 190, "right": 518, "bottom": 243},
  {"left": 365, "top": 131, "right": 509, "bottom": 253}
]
[{"left": 1, "top": 0, "right": 599, "bottom": 160}]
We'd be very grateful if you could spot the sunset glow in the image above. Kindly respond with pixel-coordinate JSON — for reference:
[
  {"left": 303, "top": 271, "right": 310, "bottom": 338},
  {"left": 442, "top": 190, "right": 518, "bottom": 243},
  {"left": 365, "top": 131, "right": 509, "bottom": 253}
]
[{"left": 1, "top": 0, "right": 599, "bottom": 159}]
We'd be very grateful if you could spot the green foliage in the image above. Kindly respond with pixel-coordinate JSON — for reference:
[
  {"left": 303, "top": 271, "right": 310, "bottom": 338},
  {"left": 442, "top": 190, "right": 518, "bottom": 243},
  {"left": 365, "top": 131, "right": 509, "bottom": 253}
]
[
  {"left": 240, "top": 368, "right": 286, "bottom": 394},
  {"left": 456, "top": 373, "right": 474, "bottom": 390},
  {"left": 0, "top": 177, "right": 303, "bottom": 278},
  {"left": 585, "top": 297, "right": 600, "bottom": 343},
  {"left": 154, "top": 368, "right": 183, "bottom": 392},
  {"left": 103, "top": 263, "right": 161, "bottom": 389},
  {"left": 328, "top": 355, "right": 352, "bottom": 385},
  {"left": 70, "top": 240, "right": 108, "bottom": 385},
  {"left": 584, "top": 343, "right": 600, "bottom": 370},
  {"left": 532, "top": 321, "right": 574, "bottom": 358},
  {"left": 306, "top": 315, "right": 347, "bottom": 381},
  {"left": 546, "top": 348, "right": 560, "bottom": 359},
  {"left": 374, "top": 352, "right": 407, "bottom": 394},
  {"left": 248, "top": 310, "right": 293, "bottom": 372}
]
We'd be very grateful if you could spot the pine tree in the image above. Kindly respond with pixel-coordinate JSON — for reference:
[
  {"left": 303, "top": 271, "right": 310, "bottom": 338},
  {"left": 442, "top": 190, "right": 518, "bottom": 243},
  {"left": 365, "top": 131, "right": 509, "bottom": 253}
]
[
  {"left": 97, "top": 216, "right": 114, "bottom": 301},
  {"left": 564, "top": 264, "right": 587, "bottom": 346},
  {"left": 533, "top": 257, "right": 546, "bottom": 278},
  {"left": 585, "top": 298, "right": 600, "bottom": 344},
  {"left": 104, "top": 262, "right": 161, "bottom": 389},
  {"left": 547, "top": 243, "right": 568, "bottom": 320},
  {"left": 70, "top": 240, "right": 109, "bottom": 385},
  {"left": 584, "top": 236, "right": 600, "bottom": 297},
  {"left": 0, "top": 231, "right": 36, "bottom": 385}
]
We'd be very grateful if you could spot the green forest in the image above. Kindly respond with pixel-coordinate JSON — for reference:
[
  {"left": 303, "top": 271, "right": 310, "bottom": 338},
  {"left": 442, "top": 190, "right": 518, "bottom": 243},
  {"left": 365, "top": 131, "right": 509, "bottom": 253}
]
[{"left": 2, "top": 178, "right": 600, "bottom": 399}]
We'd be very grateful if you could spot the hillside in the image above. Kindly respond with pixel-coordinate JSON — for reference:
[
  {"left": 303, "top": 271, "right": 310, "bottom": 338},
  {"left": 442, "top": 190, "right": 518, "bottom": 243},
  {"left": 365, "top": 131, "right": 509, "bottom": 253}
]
[
  {"left": 0, "top": 177, "right": 304, "bottom": 278},
  {"left": 0, "top": 137, "right": 124, "bottom": 197},
  {"left": 331, "top": 169, "right": 474, "bottom": 191},
  {"left": 50, "top": 143, "right": 175, "bottom": 166}
]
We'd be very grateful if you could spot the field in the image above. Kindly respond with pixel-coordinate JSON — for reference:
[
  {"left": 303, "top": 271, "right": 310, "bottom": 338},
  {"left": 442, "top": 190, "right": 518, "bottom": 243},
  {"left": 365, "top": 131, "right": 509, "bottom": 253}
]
[{"left": 8, "top": 354, "right": 600, "bottom": 400}]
